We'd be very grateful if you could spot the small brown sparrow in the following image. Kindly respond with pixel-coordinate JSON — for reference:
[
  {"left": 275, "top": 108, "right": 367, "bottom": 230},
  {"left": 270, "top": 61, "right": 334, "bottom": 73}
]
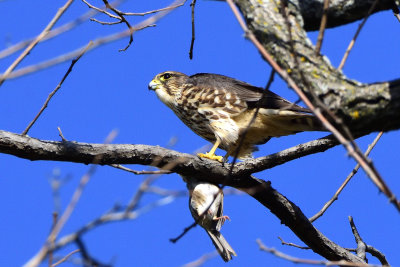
[{"left": 183, "top": 176, "right": 236, "bottom": 262}]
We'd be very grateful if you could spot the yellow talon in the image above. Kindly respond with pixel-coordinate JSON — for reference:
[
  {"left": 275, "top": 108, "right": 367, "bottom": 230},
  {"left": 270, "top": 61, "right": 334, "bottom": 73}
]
[
  {"left": 197, "top": 139, "right": 223, "bottom": 162},
  {"left": 198, "top": 152, "right": 224, "bottom": 162}
]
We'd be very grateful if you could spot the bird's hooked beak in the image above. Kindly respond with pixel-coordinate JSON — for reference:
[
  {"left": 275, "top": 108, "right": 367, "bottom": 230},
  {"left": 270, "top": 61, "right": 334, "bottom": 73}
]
[{"left": 148, "top": 79, "right": 160, "bottom": 90}]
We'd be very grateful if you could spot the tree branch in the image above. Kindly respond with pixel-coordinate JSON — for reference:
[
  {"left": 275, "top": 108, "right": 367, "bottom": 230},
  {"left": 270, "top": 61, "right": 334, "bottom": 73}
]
[
  {"left": 235, "top": 0, "right": 400, "bottom": 134},
  {"left": 0, "top": 129, "right": 364, "bottom": 262},
  {"left": 298, "top": 0, "right": 397, "bottom": 31},
  {"left": 0, "top": 130, "right": 340, "bottom": 182}
]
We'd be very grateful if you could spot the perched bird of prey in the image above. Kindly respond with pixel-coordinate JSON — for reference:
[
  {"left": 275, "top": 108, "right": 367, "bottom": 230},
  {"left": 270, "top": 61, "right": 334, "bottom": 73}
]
[
  {"left": 149, "top": 71, "right": 324, "bottom": 162},
  {"left": 183, "top": 176, "right": 236, "bottom": 262}
]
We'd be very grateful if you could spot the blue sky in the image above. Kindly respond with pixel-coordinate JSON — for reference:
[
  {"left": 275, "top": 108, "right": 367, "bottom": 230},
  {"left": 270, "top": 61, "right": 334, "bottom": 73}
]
[{"left": 1, "top": 0, "right": 399, "bottom": 266}]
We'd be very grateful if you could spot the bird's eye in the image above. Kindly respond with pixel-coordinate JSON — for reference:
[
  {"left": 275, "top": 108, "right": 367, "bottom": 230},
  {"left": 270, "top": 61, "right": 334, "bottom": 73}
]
[{"left": 161, "top": 73, "right": 171, "bottom": 80}]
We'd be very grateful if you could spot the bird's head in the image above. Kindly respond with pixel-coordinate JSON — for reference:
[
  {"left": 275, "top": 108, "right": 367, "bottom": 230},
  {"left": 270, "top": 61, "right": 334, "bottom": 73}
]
[{"left": 148, "top": 71, "right": 188, "bottom": 107}]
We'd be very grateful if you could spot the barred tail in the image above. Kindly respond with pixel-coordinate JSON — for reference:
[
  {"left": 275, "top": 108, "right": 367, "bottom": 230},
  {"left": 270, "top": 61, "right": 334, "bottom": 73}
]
[{"left": 287, "top": 115, "right": 325, "bottom": 132}]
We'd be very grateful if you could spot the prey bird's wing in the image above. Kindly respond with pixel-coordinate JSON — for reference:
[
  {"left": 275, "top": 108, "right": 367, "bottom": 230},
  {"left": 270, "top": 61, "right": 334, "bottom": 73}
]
[
  {"left": 189, "top": 73, "right": 311, "bottom": 114},
  {"left": 214, "top": 191, "right": 224, "bottom": 231}
]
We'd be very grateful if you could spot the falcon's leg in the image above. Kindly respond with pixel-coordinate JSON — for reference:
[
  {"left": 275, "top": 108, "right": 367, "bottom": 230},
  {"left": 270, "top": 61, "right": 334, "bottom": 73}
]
[
  {"left": 223, "top": 152, "right": 230, "bottom": 163},
  {"left": 198, "top": 139, "right": 224, "bottom": 162}
]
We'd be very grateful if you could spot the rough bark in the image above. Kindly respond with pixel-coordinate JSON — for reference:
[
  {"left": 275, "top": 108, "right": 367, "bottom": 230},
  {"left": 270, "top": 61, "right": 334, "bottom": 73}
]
[
  {"left": 297, "top": 0, "right": 398, "bottom": 31},
  {"left": 0, "top": 130, "right": 363, "bottom": 262},
  {"left": 235, "top": 0, "right": 400, "bottom": 134},
  {"left": 0, "top": 130, "right": 338, "bottom": 180}
]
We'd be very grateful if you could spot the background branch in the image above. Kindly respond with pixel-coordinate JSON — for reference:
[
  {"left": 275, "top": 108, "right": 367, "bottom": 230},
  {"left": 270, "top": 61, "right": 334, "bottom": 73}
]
[
  {"left": 0, "top": 0, "right": 74, "bottom": 86},
  {"left": 309, "top": 132, "right": 383, "bottom": 222},
  {"left": 0, "top": 0, "right": 185, "bottom": 82}
]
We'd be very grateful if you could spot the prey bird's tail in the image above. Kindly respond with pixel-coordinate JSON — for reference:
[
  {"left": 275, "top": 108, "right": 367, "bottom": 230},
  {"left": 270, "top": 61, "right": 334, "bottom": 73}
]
[{"left": 206, "top": 229, "right": 236, "bottom": 262}]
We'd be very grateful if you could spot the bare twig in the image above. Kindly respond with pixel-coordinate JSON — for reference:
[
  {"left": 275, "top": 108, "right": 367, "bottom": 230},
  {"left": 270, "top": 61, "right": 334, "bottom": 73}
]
[
  {"left": 81, "top": 0, "right": 119, "bottom": 19},
  {"left": 48, "top": 213, "right": 58, "bottom": 267},
  {"left": 181, "top": 251, "right": 219, "bottom": 267},
  {"left": 0, "top": 9, "right": 97, "bottom": 60},
  {"left": 90, "top": 17, "right": 122, "bottom": 25},
  {"left": 24, "top": 130, "right": 118, "bottom": 267},
  {"left": 349, "top": 216, "right": 367, "bottom": 262},
  {"left": 48, "top": 169, "right": 71, "bottom": 213},
  {"left": 102, "top": 0, "right": 134, "bottom": 51},
  {"left": 170, "top": 221, "right": 198, "bottom": 243},
  {"left": 49, "top": 194, "right": 177, "bottom": 256},
  {"left": 348, "top": 217, "right": 390, "bottom": 266},
  {"left": 146, "top": 186, "right": 187, "bottom": 197},
  {"left": 113, "top": 140, "right": 187, "bottom": 231},
  {"left": 0, "top": 0, "right": 186, "bottom": 81},
  {"left": 257, "top": 239, "right": 377, "bottom": 267},
  {"left": 125, "top": 175, "right": 162, "bottom": 213},
  {"left": 22, "top": 41, "right": 93, "bottom": 135},
  {"left": 315, "top": 0, "right": 330, "bottom": 54},
  {"left": 120, "top": 3, "right": 187, "bottom": 16},
  {"left": 110, "top": 136, "right": 177, "bottom": 175},
  {"left": 57, "top": 127, "right": 67, "bottom": 142},
  {"left": 120, "top": 148, "right": 188, "bottom": 215},
  {"left": 0, "top": 0, "right": 74, "bottom": 87},
  {"left": 309, "top": 132, "right": 383, "bottom": 222},
  {"left": 189, "top": 0, "right": 197, "bottom": 59},
  {"left": 226, "top": 0, "right": 400, "bottom": 213},
  {"left": 278, "top": 237, "right": 310, "bottom": 250},
  {"left": 51, "top": 249, "right": 80, "bottom": 267},
  {"left": 338, "top": 0, "right": 380, "bottom": 70},
  {"left": 76, "top": 237, "right": 111, "bottom": 267},
  {"left": 277, "top": 237, "right": 363, "bottom": 254},
  {"left": 110, "top": 164, "right": 172, "bottom": 175},
  {"left": 82, "top": 0, "right": 186, "bottom": 51},
  {"left": 84, "top": 0, "right": 186, "bottom": 17}
]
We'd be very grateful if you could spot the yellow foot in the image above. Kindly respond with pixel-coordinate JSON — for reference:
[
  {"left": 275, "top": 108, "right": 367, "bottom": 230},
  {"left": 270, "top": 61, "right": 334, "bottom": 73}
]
[{"left": 197, "top": 152, "right": 224, "bottom": 163}]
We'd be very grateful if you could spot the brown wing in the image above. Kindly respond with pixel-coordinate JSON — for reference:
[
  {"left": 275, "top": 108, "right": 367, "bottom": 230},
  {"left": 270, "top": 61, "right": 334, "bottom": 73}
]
[{"left": 189, "top": 73, "right": 311, "bottom": 113}]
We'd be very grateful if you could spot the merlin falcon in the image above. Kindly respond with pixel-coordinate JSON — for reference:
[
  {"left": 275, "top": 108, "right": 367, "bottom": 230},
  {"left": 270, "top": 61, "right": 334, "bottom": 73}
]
[{"left": 148, "top": 71, "right": 325, "bottom": 162}]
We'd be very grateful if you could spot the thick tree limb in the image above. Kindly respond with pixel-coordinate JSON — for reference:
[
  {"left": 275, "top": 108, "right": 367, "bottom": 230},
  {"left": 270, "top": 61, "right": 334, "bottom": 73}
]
[
  {"left": 0, "top": 129, "right": 368, "bottom": 262},
  {"left": 235, "top": 0, "right": 400, "bottom": 133},
  {"left": 215, "top": 0, "right": 398, "bottom": 30},
  {"left": 298, "top": 0, "right": 398, "bottom": 31},
  {"left": 0, "top": 130, "right": 339, "bottom": 181},
  {"left": 245, "top": 178, "right": 363, "bottom": 263},
  {"left": 0, "top": 130, "right": 364, "bottom": 262}
]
